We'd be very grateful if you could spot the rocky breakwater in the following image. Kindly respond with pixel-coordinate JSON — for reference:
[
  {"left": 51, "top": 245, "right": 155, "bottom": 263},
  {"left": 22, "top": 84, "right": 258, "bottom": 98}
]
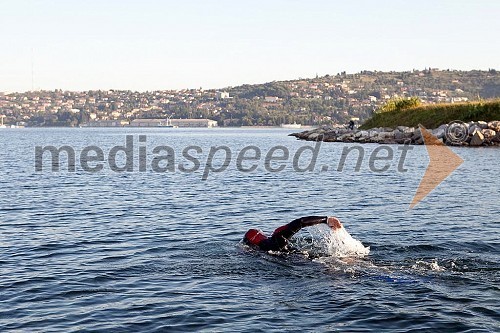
[{"left": 289, "top": 121, "right": 500, "bottom": 147}]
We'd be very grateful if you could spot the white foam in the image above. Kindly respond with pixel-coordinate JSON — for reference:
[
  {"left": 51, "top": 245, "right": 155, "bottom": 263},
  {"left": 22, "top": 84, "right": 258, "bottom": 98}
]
[
  {"left": 290, "top": 224, "right": 369, "bottom": 258},
  {"left": 326, "top": 226, "right": 370, "bottom": 257},
  {"left": 411, "top": 259, "right": 444, "bottom": 271}
]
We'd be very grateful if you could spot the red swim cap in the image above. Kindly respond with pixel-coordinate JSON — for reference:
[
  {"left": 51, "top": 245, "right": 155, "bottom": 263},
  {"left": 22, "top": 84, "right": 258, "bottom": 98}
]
[{"left": 244, "top": 229, "right": 267, "bottom": 246}]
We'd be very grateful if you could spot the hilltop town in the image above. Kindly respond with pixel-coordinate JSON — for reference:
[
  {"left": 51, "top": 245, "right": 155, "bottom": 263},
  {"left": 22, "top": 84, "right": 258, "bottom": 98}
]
[{"left": 0, "top": 68, "right": 499, "bottom": 127}]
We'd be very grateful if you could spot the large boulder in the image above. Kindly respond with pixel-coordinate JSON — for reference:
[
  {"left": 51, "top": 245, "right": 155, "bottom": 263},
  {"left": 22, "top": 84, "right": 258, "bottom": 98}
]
[
  {"left": 396, "top": 126, "right": 409, "bottom": 132},
  {"left": 414, "top": 137, "right": 424, "bottom": 145},
  {"left": 411, "top": 128, "right": 423, "bottom": 144},
  {"left": 492, "top": 131, "right": 500, "bottom": 143},
  {"left": 432, "top": 126, "right": 446, "bottom": 139},
  {"left": 482, "top": 129, "right": 496, "bottom": 143},
  {"left": 322, "top": 131, "right": 338, "bottom": 142},
  {"left": 468, "top": 124, "right": 480, "bottom": 134},
  {"left": 488, "top": 121, "right": 500, "bottom": 132},
  {"left": 412, "top": 127, "right": 422, "bottom": 136},
  {"left": 356, "top": 130, "right": 369, "bottom": 139},
  {"left": 313, "top": 128, "right": 327, "bottom": 135},
  {"left": 307, "top": 133, "right": 322, "bottom": 141},
  {"left": 378, "top": 132, "right": 395, "bottom": 139},
  {"left": 394, "top": 130, "right": 405, "bottom": 141},
  {"left": 470, "top": 130, "right": 485, "bottom": 146},
  {"left": 477, "top": 121, "right": 489, "bottom": 129},
  {"left": 403, "top": 131, "right": 414, "bottom": 139},
  {"left": 404, "top": 127, "right": 416, "bottom": 134},
  {"left": 339, "top": 133, "right": 353, "bottom": 141}
]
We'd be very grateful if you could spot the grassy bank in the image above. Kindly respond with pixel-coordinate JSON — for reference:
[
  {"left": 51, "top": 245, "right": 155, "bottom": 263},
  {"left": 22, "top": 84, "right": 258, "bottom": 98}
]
[{"left": 360, "top": 99, "right": 500, "bottom": 129}]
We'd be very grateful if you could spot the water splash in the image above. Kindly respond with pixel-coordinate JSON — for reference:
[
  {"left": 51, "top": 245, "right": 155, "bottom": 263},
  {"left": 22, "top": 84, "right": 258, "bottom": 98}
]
[
  {"left": 411, "top": 259, "right": 444, "bottom": 271},
  {"left": 294, "top": 225, "right": 370, "bottom": 258},
  {"left": 326, "top": 226, "right": 370, "bottom": 257}
]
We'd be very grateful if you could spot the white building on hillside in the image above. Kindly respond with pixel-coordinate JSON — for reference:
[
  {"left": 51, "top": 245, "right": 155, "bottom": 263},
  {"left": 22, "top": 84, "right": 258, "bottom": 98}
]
[{"left": 130, "top": 118, "right": 218, "bottom": 128}]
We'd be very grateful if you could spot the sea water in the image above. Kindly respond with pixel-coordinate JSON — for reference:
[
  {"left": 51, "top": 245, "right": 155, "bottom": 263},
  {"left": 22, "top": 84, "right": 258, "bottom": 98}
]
[{"left": 0, "top": 127, "right": 498, "bottom": 332}]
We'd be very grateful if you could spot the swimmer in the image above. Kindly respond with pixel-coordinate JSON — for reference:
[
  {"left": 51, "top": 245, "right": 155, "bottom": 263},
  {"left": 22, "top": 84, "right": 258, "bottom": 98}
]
[{"left": 243, "top": 216, "right": 342, "bottom": 252}]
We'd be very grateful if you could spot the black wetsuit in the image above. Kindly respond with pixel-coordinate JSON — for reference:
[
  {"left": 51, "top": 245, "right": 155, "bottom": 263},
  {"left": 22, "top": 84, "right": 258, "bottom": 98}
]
[{"left": 257, "top": 216, "right": 327, "bottom": 251}]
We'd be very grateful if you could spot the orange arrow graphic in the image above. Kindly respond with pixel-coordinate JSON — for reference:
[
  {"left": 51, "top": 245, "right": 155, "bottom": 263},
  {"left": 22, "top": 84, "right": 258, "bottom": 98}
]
[{"left": 410, "top": 124, "right": 464, "bottom": 209}]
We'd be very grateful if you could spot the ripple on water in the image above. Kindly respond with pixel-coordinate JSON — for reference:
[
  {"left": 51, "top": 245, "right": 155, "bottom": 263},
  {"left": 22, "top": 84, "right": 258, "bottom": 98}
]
[{"left": 0, "top": 128, "right": 498, "bottom": 332}]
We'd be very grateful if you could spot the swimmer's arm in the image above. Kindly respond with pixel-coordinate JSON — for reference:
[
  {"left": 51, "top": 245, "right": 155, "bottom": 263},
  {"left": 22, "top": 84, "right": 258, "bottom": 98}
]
[
  {"left": 271, "top": 216, "right": 327, "bottom": 240},
  {"left": 295, "top": 216, "right": 328, "bottom": 227},
  {"left": 292, "top": 216, "right": 342, "bottom": 229},
  {"left": 271, "top": 216, "right": 343, "bottom": 241}
]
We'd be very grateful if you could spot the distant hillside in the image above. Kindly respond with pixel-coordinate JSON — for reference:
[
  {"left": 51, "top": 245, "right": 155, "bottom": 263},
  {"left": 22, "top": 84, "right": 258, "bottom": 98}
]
[
  {"left": 220, "top": 68, "right": 500, "bottom": 126},
  {"left": 1, "top": 68, "right": 500, "bottom": 127},
  {"left": 360, "top": 99, "right": 500, "bottom": 129}
]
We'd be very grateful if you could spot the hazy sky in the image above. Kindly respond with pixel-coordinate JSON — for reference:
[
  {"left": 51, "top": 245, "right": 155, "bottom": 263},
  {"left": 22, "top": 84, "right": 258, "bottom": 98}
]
[{"left": 1, "top": 0, "right": 499, "bottom": 92}]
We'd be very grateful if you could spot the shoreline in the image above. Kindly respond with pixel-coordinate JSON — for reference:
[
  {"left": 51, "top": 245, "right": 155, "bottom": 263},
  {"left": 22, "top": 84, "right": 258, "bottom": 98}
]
[
  {"left": 290, "top": 121, "right": 500, "bottom": 147},
  {"left": 0, "top": 125, "right": 317, "bottom": 130}
]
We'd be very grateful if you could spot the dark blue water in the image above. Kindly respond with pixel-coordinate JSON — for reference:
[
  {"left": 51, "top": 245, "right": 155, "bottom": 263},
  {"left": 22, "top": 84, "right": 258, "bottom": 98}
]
[{"left": 0, "top": 128, "right": 498, "bottom": 332}]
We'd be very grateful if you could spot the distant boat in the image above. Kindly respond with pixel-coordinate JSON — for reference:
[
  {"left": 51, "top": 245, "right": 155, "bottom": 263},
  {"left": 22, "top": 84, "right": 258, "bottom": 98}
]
[
  {"left": 158, "top": 117, "right": 179, "bottom": 128},
  {"left": 280, "top": 122, "right": 302, "bottom": 129}
]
